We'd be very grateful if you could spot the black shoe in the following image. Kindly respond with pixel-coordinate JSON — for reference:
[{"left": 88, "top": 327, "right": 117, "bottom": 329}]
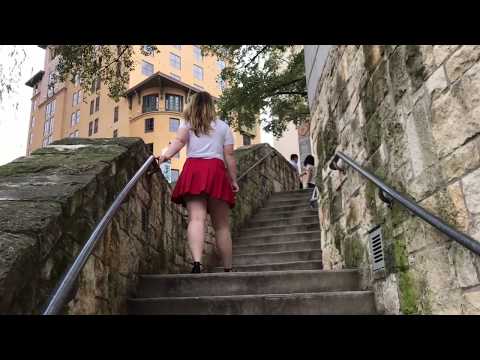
[
  {"left": 224, "top": 268, "right": 234, "bottom": 272},
  {"left": 191, "top": 262, "right": 202, "bottom": 274}
]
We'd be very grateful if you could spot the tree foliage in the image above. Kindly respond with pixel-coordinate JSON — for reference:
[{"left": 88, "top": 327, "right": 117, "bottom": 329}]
[
  {"left": 52, "top": 45, "right": 159, "bottom": 102},
  {"left": 1, "top": 45, "right": 308, "bottom": 137},
  {"left": 201, "top": 45, "right": 309, "bottom": 138}
]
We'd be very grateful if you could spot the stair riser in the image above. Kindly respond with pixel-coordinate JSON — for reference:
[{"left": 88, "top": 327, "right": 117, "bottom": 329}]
[
  {"left": 233, "top": 250, "right": 322, "bottom": 266},
  {"left": 240, "top": 223, "right": 320, "bottom": 237},
  {"left": 234, "top": 240, "right": 320, "bottom": 255},
  {"left": 235, "top": 231, "right": 321, "bottom": 245},
  {"left": 128, "top": 292, "right": 376, "bottom": 315},
  {"left": 216, "top": 260, "right": 323, "bottom": 272},
  {"left": 136, "top": 271, "right": 360, "bottom": 298},
  {"left": 259, "top": 204, "right": 316, "bottom": 213},
  {"left": 253, "top": 210, "right": 318, "bottom": 221},
  {"left": 266, "top": 199, "right": 312, "bottom": 207},
  {"left": 248, "top": 216, "right": 319, "bottom": 228}
]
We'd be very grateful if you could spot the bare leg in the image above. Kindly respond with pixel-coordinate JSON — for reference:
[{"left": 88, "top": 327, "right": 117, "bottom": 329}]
[
  {"left": 185, "top": 195, "right": 208, "bottom": 263},
  {"left": 208, "top": 197, "right": 232, "bottom": 269}
]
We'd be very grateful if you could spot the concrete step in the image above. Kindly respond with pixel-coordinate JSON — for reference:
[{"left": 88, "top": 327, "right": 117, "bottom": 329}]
[
  {"left": 234, "top": 239, "right": 321, "bottom": 255},
  {"left": 135, "top": 269, "right": 361, "bottom": 298},
  {"left": 273, "top": 189, "right": 313, "bottom": 197},
  {"left": 268, "top": 195, "right": 313, "bottom": 203},
  {"left": 128, "top": 291, "right": 376, "bottom": 315},
  {"left": 215, "top": 259, "right": 323, "bottom": 272},
  {"left": 235, "top": 230, "right": 321, "bottom": 245},
  {"left": 266, "top": 198, "right": 312, "bottom": 207},
  {"left": 233, "top": 249, "right": 322, "bottom": 266},
  {"left": 259, "top": 204, "right": 316, "bottom": 213},
  {"left": 240, "top": 223, "right": 320, "bottom": 237},
  {"left": 253, "top": 210, "right": 318, "bottom": 221},
  {"left": 248, "top": 215, "right": 319, "bottom": 228}
]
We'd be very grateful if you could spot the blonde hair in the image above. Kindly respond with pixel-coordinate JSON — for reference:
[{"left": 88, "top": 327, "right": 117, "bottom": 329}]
[{"left": 183, "top": 91, "right": 216, "bottom": 136}]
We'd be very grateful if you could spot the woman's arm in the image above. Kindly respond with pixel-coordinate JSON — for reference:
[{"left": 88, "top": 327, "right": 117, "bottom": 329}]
[
  {"left": 157, "top": 127, "right": 189, "bottom": 163},
  {"left": 224, "top": 144, "right": 239, "bottom": 192}
]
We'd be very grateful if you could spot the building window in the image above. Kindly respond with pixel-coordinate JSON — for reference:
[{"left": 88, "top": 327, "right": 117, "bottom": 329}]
[
  {"left": 114, "top": 106, "right": 119, "bottom": 122},
  {"left": 43, "top": 100, "right": 55, "bottom": 146},
  {"left": 74, "top": 74, "right": 80, "bottom": 86},
  {"left": 169, "top": 53, "right": 181, "bottom": 70},
  {"left": 145, "top": 118, "right": 154, "bottom": 133},
  {"left": 88, "top": 121, "right": 93, "bottom": 136},
  {"left": 172, "top": 45, "right": 181, "bottom": 50},
  {"left": 71, "top": 112, "right": 76, "bottom": 127},
  {"left": 169, "top": 118, "right": 180, "bottom": 132},
  {"left": 142, "top": 60, "right": 154, "bottom": 76},
  {"left": 193, "top": 46, "right": 202, "bottom": 63},
  {"left": 170, "top": 73, "right": 181, "bottom": 81},
  {"left": 113, "top": 129, "right": 118, "bottom": 138},
  {"left": 165, "top": 94, "right": 183, "bottom": 112},
  {"left": 90, "top": 100, "right": 94, "bottom": 115},
  {"left": 146, "top": 143, "right": 154, "bottom": 153},
  {"left": 74, "top": 130, "right": 79, "bottom": 137},
  {"left": 142, "top": 94, "right": 159, "bottom": 113},
  {"left": 95, "top": 96, "right": 100, "bottom": 112},
  {"left": 47, "top": 73, "right": 55, "bottom": 98},
  {"left": 91, "top": 77, "right": 101, "bottom": 93},
  {"left": 219, "top": 79, "right": 226, "bottom": 91},
  {"left": 31, "top": 117, "right": 35, "bottom": 128},
  {"left": 29, "top": 132, "right": 34, "bottom": 145},
  {"left": 193, "top": 65, "right": 204, "bottom": 81},
  {"left": 217, "top": 60, "right": 225, "bottom": 70},
  {"left": 171, "top": 169, "right": 179, "bottom": 183},
  {"left": 72, "top": 91, "right": 78, "bottom": 106},
  {"left": 94, "top": 118, "right": 99, "bottom": 134},
  {"left": 142, "top": 45, "right": 155, "bottom": 55},
  {"left": 32, "top": 100, "right": 37, "bottom": 112},
  {"left": 243, "top": 134, "right": 252, "bottom": 146}
]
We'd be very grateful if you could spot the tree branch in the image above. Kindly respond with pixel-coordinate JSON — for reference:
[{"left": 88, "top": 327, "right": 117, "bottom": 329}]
[
  {"left": 98, "top": 45, "right": 129, "bottom": 73},
  {"left": 271, "top": 91, "right": 307, "bottom": 97},
  {"left": 241, "top": 45, "right": 270, "bottom": 68}
]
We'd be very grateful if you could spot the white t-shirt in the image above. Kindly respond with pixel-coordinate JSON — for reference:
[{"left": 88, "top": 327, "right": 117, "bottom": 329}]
[{"left": 179, "top": 119, "right": 234, "bottom": 161}]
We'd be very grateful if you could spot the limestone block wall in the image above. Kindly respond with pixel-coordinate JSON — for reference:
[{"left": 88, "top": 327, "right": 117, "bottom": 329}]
[
  {"left": 307, "top": 45, "right": 480, "bottom": 314},
  {"left": 0, "top": 138, "right": 219, "bottom": 314},
  {"left": 231, "top": 143, "right": 299, "bottom": 237}
]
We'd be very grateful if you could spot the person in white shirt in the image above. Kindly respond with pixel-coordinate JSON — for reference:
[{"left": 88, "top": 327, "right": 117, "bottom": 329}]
[
  {"left": 156, "top": 91, "right": 238, "bottom": 274},
  {"left": 289, "top": 154, "right": 302, "bottom": 189}
]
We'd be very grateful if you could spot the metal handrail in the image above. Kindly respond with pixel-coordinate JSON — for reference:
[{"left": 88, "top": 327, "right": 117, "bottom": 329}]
[
  {"left": 237, "top": 149, "right": 276, "bottom": 182},
  {"left": 43, "top": 155, "right": 158, "bottom": 315},
  {"left": 330, "top": 152, "right": 480, "bottom": 256}
]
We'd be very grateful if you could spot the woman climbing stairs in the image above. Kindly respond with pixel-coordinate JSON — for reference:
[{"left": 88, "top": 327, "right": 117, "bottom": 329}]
[{"left": 128, "top": 189, "right": 377, "bottom": 314}]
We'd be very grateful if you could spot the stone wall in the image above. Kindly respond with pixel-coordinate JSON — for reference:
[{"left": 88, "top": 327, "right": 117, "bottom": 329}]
[
  {"left": 307, "top": 45, "right": 480, "bottom": 314},
  {"left": 231, "top": 143, "right": 299, "bottom": 237},
  {"left": 0, "top": 138, "right": 219, "bottom": 314},
  {"left": 0, "top": 139, "right": 297, "bottom": 314}
]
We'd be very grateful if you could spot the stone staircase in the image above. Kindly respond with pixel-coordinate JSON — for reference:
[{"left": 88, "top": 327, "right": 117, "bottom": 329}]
[{"left": 128, "top": 189, "right": 377, "bottom": 314}]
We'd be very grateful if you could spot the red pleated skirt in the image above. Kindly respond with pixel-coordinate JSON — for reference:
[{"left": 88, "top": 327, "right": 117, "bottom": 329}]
[{"left": 171, "top": 158, "right": 236, "bottom": 209}]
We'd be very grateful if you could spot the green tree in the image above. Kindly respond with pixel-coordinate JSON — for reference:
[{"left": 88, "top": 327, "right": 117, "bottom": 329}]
[
  {"left": 201, "top": 45, "right": 309, "bottom": 137},
  {"left": 1, "top": 45, "right": 308, "bottom": 137}
]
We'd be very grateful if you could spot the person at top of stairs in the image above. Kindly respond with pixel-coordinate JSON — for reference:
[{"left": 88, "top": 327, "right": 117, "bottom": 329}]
[{"left": 156, "top": 91, "right": 239, "bottom": 274}]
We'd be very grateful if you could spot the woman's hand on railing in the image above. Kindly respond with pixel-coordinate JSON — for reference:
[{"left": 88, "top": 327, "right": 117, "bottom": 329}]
[
  {"left": 231, "top": 180, "right": 240, "bottom": 193},
  {"left": 155, "top": 155, "right": 168, "bottom": 165}
]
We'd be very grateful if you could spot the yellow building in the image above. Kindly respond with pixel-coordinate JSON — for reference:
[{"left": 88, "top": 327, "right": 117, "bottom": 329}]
[{"left": 25, "top": 45, "right": 260, "bottom": 182}]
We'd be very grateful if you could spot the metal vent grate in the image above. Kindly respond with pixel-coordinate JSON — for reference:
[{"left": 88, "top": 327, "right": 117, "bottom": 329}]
[{"left": 368, "top": 226, "right": 385, "bottom": 272}]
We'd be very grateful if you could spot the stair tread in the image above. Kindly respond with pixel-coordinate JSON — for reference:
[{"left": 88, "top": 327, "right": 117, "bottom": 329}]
[
  {"left": 234, "top": 239, "right": 321, "bottom": 249},
  {"left": 138, "top": 269, "right": 358, "bottom": 279},
  {"left": 241, "top": 222, "right": 319, "bottom": 232},
  {"left": 236, "top": 230, "right": 321, "bottom": 240},
  {"left": 130, "top": 290, "right": 373, "bottom": 302},
  {"left": 233, "top": 249, "right": 321, "bottom": 258},
  {"left": 220, "top": 259, "right": 323, "bottom": 268}
]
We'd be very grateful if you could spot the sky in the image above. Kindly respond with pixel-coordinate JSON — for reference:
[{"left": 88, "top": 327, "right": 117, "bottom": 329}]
[
  {"left": 0, "top": 45, "right": 273, "bottom": 166},
  {"left": 0, "top": 45, "right": 44, "bottom": 165}
]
